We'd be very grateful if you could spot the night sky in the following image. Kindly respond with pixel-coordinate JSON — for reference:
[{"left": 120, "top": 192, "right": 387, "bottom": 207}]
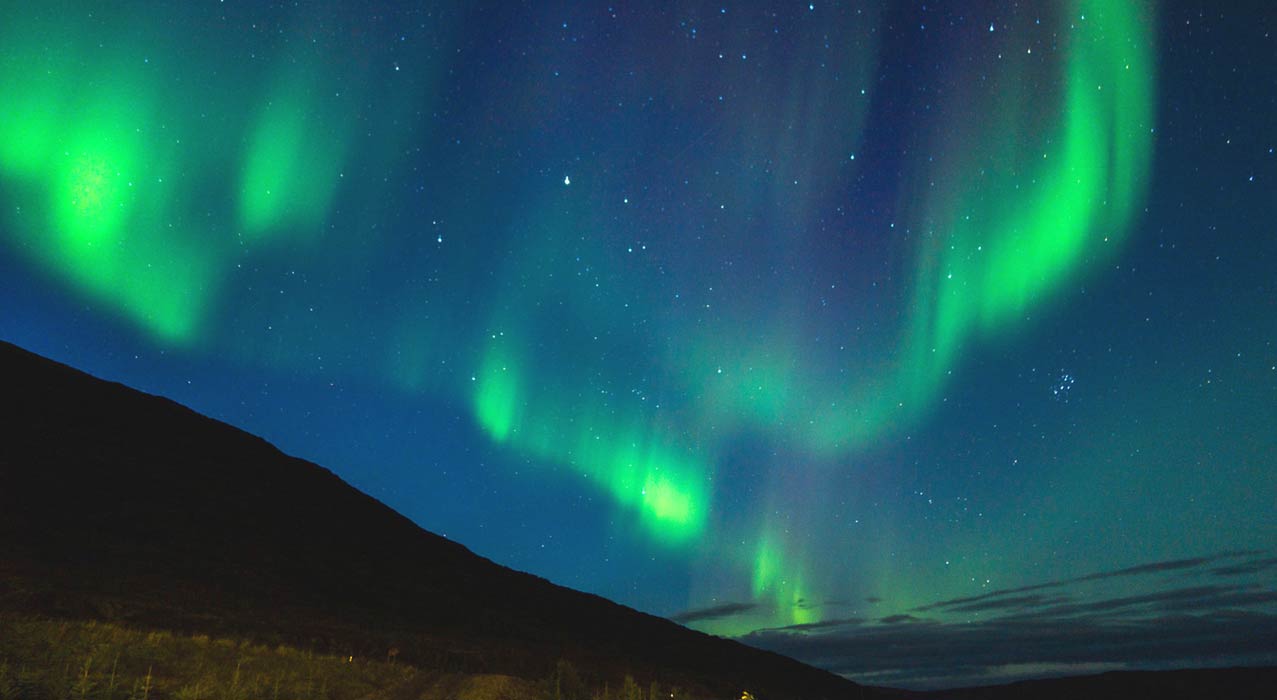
[{"left": 2, "top": 0, "right": 1275, "bottom": 690}]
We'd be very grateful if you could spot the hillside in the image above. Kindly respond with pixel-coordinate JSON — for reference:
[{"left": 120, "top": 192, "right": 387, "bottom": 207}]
[{"left": 0, "top": 340, "right": 868, "bottom": 700}]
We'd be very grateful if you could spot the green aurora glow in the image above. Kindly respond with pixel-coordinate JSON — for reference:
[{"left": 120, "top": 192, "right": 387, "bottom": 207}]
[{"left": 0, "top": 0, "right": 1184, "bottom": 639}]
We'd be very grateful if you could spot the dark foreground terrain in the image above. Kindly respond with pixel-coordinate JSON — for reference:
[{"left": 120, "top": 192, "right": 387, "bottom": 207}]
[
  {"left": 0, "top": 340, "right": 864, "bottom": 700},
  {"left": 1, "top": 339, "right": 1272, "bottom": 699}
]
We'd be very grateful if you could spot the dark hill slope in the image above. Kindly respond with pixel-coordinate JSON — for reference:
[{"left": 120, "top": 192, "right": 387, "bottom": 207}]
[{"left": 0, "top": 340, "right": 865, "bottom": 699}]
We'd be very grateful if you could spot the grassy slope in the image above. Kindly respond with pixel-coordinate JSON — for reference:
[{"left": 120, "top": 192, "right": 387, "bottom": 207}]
[
  {"left": 0, "top": 614, "right": 414, "bottom": 700},
  {"left": 0, "top": 614, "right": 565, "bottom": 700}
]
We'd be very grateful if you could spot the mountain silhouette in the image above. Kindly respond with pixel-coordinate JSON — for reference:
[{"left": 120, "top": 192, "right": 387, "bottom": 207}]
[{"left": 0, "top": 339, "right": 868, "bottom": 699}]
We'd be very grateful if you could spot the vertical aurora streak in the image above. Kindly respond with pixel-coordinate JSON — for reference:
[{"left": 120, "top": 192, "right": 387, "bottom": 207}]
[
  {"left": 239, "top": 65, "right": 350, "bottom": 238},
  {"left": 902, "top": 0, "right": 1154, "bottom": 399}
]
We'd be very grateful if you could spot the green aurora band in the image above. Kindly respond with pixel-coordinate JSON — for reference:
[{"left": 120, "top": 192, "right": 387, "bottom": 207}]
[
  {"left": 746, "top": 0, "right": 1155, "bottom": 628},
  {"left": 0, "top": 0, "right": 1154, "bottom": 631},
  {"left": 0, "top": 9, "right": 216, "bottom": 341},
  {"left": 466, "top": 0, "right": 1153, "bottom": 628}
]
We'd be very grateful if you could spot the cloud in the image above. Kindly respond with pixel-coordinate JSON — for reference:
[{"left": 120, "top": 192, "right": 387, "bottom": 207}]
[
  {"left": 914, "top": 551, "right": 1263, "bottom": 613},
  {"left": 736, "top": 550, "right": 1277, "bottom": 690},
  {"left": 987, "top": 585, "right": 1277, "bottom": 622},
  {"left": 948, "top": 594, "right": 1072, "bottom": 613},
  {"left": 744, "top": 609, "right": 1277, "bottom": 690},
  {"left": 669, "top": 601, "right": 758, "bottom": 624},
  {"left": 1211, "top": 556, "right": 1277, "bottom": 578},
  {"left": 1020, "top": 585, "right": 1238, "bottom": 617},
  {"left": 878, "top": 613, "right": 928, "bottom": 624},
  {"left": 753, "top": 617, "right": 866, "bottom": 634}
]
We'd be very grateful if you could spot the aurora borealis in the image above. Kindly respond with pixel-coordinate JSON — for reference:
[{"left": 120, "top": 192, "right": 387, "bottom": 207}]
[{"left": 2, "top": 0, "right": 1275, "bottom": 689}]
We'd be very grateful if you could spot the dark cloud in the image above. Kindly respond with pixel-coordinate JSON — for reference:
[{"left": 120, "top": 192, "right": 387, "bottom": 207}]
[
  {"left": 1211, "top": 557, "right": 1277, "bottom": 578},
  {"left": 914, "top": 581, "right": 1059, "bottom": 613},
  {"left": 1160, "top": 588, "right": 1277, "bottom": 613},
  {"left": 755, "top": 617, "right": 866, "bottom": 634},
  {"left": 738, "top": 551, "right": 1277, "bottom": 690},
  {"left": 914, "top": 551, "right": 1262, "bottom": 613},
  {"left": 669, "top": 601, "right": 758, "bottom": 624},
  {"left": 865, "top": 596, "right": 883, "bottom": 604},
  {"left": 987, "top": 585, "right": 1277, "bottom": 622},
  {"left": 1031, "top": 585, "right": 1237, "bottom": 617},
  {"left": 879, "top": 613, "right": 926, "bottom": 624},
  {"left": 1087, "top": 555, "right": 1219, "bottom": 579},
  {"left": 948, "top": 594, "right": 1072, "bottom": 613},
  {"left": 744, "top": 610, "right": 1277, "bottom": 690}
]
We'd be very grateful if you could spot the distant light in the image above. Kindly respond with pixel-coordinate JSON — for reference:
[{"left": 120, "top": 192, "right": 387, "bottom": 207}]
[{"left": 564, "top": 175, "right": 571, "bottom": 186}]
